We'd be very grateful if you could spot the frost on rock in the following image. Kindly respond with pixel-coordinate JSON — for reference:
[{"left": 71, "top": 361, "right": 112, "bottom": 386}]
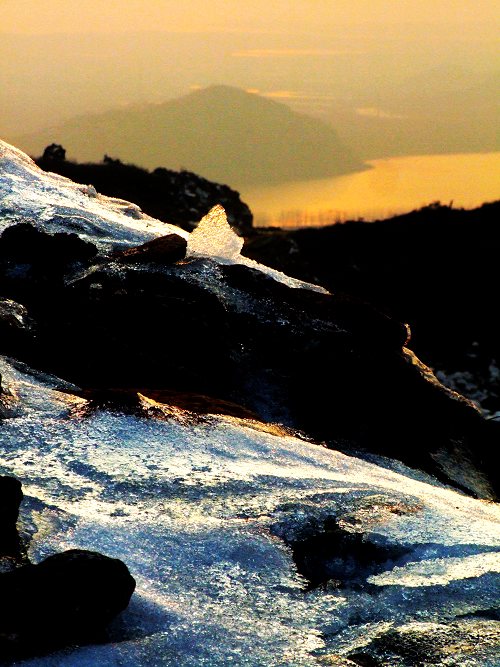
[
  {"left": 0, "top": 140, "right": 188, "bottom": 251},
  {"left": 187, "top": 205, "right": 329, "bottom": 295},
  {"left": 0, "top": 357, "right": 499, "bottom": 666},
  {"left": 0, "top": 141, "right": 327, "bottom": 294}
]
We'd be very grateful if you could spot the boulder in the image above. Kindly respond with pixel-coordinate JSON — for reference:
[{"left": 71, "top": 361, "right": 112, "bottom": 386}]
[
  {"left": 0, "top": 223, "right": 97, "bottom": 266},
  {"left": 11, "top": 254, "right": 498, "bottom": 499},
  {"left": 0, "top": 476, "right": 23, "bottom": 536},
  {"left": 113, "top": 233, "right": 187, "bottom": 265},
  {"left": 0, "top": 549, "right": 136, "bottom": 658}
]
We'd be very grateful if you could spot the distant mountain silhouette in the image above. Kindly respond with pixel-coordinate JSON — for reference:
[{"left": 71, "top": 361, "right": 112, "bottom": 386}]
[{"left": 15, "top": 86, "right": 364, "bottom": 186}]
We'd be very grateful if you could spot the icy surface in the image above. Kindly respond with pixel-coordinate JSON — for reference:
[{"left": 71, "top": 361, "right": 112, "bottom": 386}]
[
  {"left": 0, "top": 357, "right": 499, "bottom": 666},
  {"left": 0, "top": 140, "right": 188, "bottom": 250},
  {"left": 187, "top": 204, "right": 329, "bottom": 294},
  {"left": 0, "top": 141, "right": 328, "bottom": 293},
  {"left": 187, "top": 204, "right": 244, "bottom": 260},
  {"left": 368, "top": 552, "right": 500, "bottom": 587}
]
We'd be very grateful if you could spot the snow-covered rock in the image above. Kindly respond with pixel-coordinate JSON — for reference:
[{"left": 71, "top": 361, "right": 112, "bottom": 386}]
[
  {"left": 1, "top": 140, "right": 499, "bottom": 665},
  {"left": 0, "top": 358, "right": 499, "bottom": 666},
  {"left": 0, "top": 140, "right": 187, "bottom": 250}
]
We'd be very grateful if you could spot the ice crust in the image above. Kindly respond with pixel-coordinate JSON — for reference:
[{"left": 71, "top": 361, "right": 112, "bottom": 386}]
[
  {"left": 0, "top": 140, "right": 188, "bottom": 250},
  {"left": 0, "top": 141, "right": 327, "bottom": 293},
  {"left": 187, "top": 204, "right": 244, "bottom": 260},
  {"left": 188, "top": 204, "right": 330, "bottom": 294},
  {"left": 1, "top": 357, "right": 499, "bottom": 666}
]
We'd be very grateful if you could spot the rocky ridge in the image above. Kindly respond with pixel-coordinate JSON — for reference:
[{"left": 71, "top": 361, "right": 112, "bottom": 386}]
[{"left": 0, "top": 141, "right": 499, "bottom": 665}]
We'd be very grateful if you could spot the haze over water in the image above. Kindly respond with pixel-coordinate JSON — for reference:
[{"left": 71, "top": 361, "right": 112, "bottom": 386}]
[
  {"left": 243, "top": 152, "right": 500, "bottom": 227},
  {"left": 1, "top": 1, "right": 498, "bottom": 228}
]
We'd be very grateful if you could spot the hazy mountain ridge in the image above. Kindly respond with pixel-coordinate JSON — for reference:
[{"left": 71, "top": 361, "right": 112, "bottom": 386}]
[{"left": 15, "top": 86, "right": 365, "bottom": 187}]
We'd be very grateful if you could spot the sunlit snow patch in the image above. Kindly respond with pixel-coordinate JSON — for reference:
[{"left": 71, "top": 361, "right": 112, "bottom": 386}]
[
  {"left": 187, "top": 205, "right": 329, "bottom": 294},
  {"left": 0, "top": 140, "right": 188, "bottom": 250},
  {"left": 368, "top": 552, "right": 500, "bottom": 587},
  {"left": 1, "top": 357, "right": 499, "bottom": 666},
  {"left": 0, "top": 141, "right": 327, "bottom": 294}
]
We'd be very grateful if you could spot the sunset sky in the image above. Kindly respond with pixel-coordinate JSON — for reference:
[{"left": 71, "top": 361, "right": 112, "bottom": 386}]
[
  {"left": 1, "top": 0, "right": 498, "bottom": 34},
  {"left": 1, "top": 0, "right": 498, "bottom": 181}
]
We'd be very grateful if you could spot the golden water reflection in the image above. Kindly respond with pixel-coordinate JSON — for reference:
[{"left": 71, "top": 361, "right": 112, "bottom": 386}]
[{"left": 241, "top": 152, "right": 500, "bottom": 227}]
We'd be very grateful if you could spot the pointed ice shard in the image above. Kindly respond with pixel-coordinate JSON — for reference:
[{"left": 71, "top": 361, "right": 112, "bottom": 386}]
[
  {"left": 186, "top": 204, "right": 330, "bottom": 294},
  {"left": 186, "top": 204, "right": 244, "bottom": 260}
]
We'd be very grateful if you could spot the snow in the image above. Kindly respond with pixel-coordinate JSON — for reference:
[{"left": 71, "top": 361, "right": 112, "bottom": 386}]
[
  {"left": 0, "top": 140, "right": 498, "bottom": 665},
  {"left": 368, "top": 552, "right": 500, "bottom": 587},
  {"left": 1, "top": 357, "right": 499, "bottom": 666},
  {"left": 0, "top": 141, "right": 328, "bottom": 293},
  {"left": 0, "top": 140, "right": 187, "bottom": 250}
]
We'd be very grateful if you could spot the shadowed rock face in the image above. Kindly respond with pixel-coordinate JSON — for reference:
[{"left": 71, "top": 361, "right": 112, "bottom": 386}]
[
  {"left": 0, "top": 477, "right": 23, "bottom": 557},
  {"left": 243, "top": 201, "right": 500, "bottom": 414},
  {"left": 0, "top": 549, "right": 136, "bottom": 660},
  {"left": 0, "top": 221, "right": 497, "bottom": 499}
]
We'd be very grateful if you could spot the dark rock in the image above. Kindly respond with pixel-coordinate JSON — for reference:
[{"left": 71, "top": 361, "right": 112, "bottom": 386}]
[
  {"left": 0, "top": 299, "right": 33, "bottom": 331},
  {"left": 113, "top": 233, "right": 187, "bottom": 265},
  {"left": 243, "top": 201, "right": 500, "bottom": 414},
  {"left": 0, "top": 478, "right": 27, "bottom": 574},
  {"left": 24, "top": 260, "right": 237, "bottom": 393},
  {"left": 0, "top": 549, "right": 136, "bottom": 658},
  {"left": 0, "top": 223, "right": 97, "bottom": 266},
  {"left": 0, "top": 298, "right": 37, "bottom": 360},
  {"left": 281, "top": 516, "right": 408, "bottom": 590},
  {"left": 10, "top": 252, "right": 497, "bottom": 499},
  {"left": 0, "top": 224, "right": 98, "bottom": 317},
  {"left": 41, "top": 143, "right": 66, "bottom": 162},
  {"left": 0, "top": 477, "right": 23, "bottom": 537}
]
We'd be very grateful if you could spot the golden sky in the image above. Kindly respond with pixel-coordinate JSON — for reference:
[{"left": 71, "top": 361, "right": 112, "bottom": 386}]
[{"left": 1, "top": 0, "right": 498, "bottom": 34}]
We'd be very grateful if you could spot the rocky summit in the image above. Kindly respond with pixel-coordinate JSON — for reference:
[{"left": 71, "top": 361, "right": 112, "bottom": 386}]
[{"left": 0, "top": 141, "right": 499, "bottom": 666}]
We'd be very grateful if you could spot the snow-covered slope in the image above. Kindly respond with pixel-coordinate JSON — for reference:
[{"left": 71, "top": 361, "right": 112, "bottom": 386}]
[
  {"left": 1, "top": 357, "right": 499, "bottom": 666},
  {"left": 1, "top": 140, "right": 499, "bottom": 665},
  {"left": 0, "top": 140, "right": 327, "bottom": 292},
  {"left": 0, "top": 140, "right": 186, "bottom": 249}
]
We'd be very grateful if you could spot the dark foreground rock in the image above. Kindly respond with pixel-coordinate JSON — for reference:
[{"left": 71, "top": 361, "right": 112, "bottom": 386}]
[
  {"left": 0, "top": 549, "right": 136, "bottom": 660},
  {"left": 0, "top": 477, "right": 23, "bottom": 557},
  {"left": 0, "top": 477, "right": 135, "bottom": 660},
  {"left": 243, "top": 201, "right": 500, "bottom": 413},
  {"left": 0, "top": 222, "right": 97, "bottom": 266},
  {"left": 0, "top": 224, "right": 498, "bottom": 499},
  {"left": 0, "top": 477, "right": 22, "bottom": 530}
]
